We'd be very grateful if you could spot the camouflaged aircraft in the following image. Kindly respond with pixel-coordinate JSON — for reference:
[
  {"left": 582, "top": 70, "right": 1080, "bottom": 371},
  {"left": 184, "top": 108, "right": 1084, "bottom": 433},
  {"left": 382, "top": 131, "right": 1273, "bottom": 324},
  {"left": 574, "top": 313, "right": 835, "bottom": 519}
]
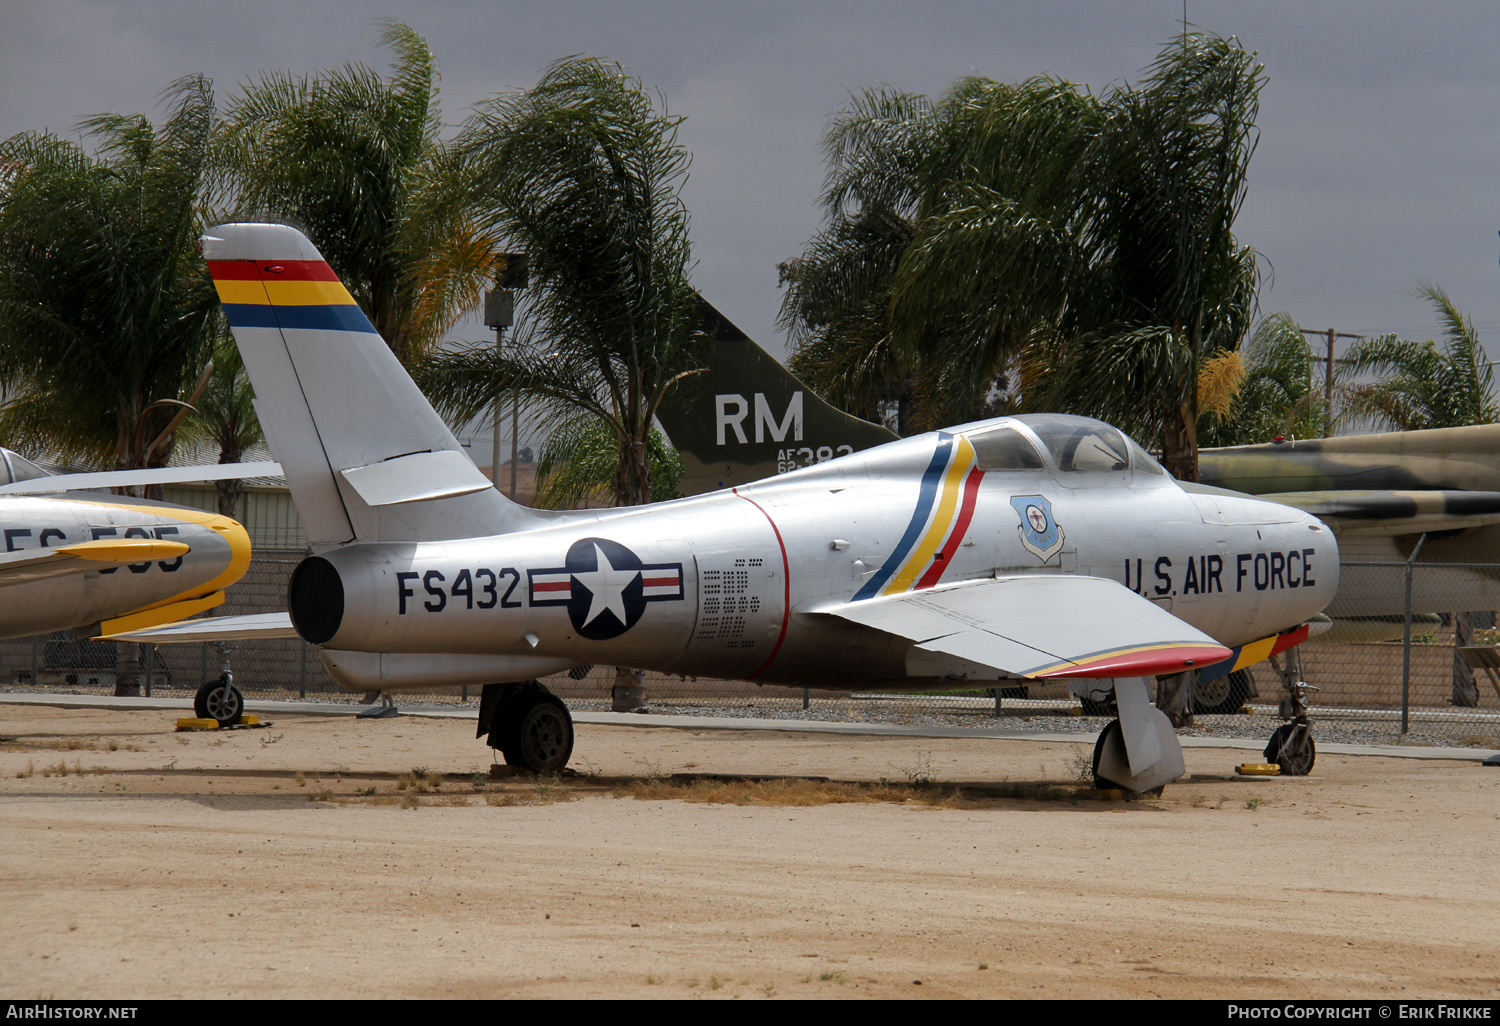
[
  {"left": 122, "top": 223, "right": 1337, "bottom": 792},
  {"left": 1198, "top": 426, "right": 1500, "bottom": 633}
]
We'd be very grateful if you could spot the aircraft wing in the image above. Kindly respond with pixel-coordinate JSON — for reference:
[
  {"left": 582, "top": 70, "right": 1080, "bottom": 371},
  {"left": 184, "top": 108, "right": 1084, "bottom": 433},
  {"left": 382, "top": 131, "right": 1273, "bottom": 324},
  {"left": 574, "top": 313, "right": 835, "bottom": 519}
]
[
  {"left": 0, "top": 538, "right": 190, "bottom": 587},
  {"left": 817, "top": 575, "right": 1231, "bottom": 679},
  {"left": 1261, "top": 489, "right": 1500, "bottom": 537},
  {"left": 101, "top": 611, "right": 298, "bottom": 642},
  {"left": 0, "top": 461, "right": 283, "bottom": 495}
]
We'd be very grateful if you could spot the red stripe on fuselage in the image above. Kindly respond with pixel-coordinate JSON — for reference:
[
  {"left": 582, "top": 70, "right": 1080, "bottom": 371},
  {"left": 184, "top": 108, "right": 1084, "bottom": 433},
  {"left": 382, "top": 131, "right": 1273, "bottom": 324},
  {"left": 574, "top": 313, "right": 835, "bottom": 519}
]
[
  {"left": 914, "top": 465, "right": 985, "bottom": 590},
  {"left": 1270, "top": 624, "right": 1310, "bottom": 655},
  {"left": 734, "top": 489, "right": 791, "bottom": 680}
]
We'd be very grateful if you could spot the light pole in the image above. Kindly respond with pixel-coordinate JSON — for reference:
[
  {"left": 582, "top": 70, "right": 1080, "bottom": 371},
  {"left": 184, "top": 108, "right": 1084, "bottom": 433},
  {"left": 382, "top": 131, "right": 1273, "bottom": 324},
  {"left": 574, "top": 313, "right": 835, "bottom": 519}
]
[
  {"left": 482, "top": 288, "right": 512, "bottom": 492},
  {"left": 483, "top": 255, "right": 528, "bottom": 499}
]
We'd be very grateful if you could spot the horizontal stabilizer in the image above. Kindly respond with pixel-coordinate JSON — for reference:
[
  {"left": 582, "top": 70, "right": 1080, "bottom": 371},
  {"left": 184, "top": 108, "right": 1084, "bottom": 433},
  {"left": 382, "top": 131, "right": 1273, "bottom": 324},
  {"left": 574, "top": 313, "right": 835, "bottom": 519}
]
[
  {"left": 0, "top": 461, "right": 283, "bottom": 495},
  {"left": 340, "top": 451, "right": 492, "bottom": 507},
  {"left": 819, "top": 575, "right": 1230, "bottom": 679},
  {"left": 104, "top": 611, "right": 298, "bottom": 643},
  {"left": 0, "top": 537, "right": 191, "bottom": 588},
  {"left": 1264, "top": 489, "right": 1500, "bottom": 536}
]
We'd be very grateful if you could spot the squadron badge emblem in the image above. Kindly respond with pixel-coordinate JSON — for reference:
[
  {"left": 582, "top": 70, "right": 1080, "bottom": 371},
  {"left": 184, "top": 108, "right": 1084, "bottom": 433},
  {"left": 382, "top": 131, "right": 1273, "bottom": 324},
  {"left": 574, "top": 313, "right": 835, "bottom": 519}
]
[
  {"left": 1009, "top": 494, "right": 1065, "bottom": 562},
  {"left": 528, "top": 537, "right": 684, "bottom": 641}
]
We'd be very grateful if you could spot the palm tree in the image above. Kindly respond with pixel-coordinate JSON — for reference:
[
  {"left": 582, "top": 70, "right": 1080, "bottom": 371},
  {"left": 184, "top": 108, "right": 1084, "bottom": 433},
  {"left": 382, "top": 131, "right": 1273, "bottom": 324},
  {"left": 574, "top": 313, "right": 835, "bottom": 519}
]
[
  {"left": 418, "top": 56, "right": 702, "bottom": 508},
  {"left": 1197, "top": 313, "right": 1329, "bottom": 446},
  {"left": 782, "top": 31, "right": 1265, "bottom": 478},
  {"left": 777, "top": 87, "right": 936, "bottom": 431},
  {"left": 177, "top": 331, "right": 264, "bottom": 517},
  {"left": 213, "top": 21, "right": 494, "bottom": 365},
  {"left": 0, "top": 75, "right": 220, "bottom": 475},
  {"left": 1340, "top": 282, "right": 1498, "bottom": 431},
  {"left": 532, "top": 416, "right": 683, "bottom": 510}
]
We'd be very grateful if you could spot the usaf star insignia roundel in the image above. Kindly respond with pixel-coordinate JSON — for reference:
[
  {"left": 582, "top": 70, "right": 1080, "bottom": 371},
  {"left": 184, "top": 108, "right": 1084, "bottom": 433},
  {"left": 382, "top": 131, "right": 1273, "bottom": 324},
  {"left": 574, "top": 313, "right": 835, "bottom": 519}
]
[
  {"left": 1009, "top": 494, "right": 1065, "bottom": 562},
  {"left": 527, "top": 537, "right": 684, "bottom": 641}
]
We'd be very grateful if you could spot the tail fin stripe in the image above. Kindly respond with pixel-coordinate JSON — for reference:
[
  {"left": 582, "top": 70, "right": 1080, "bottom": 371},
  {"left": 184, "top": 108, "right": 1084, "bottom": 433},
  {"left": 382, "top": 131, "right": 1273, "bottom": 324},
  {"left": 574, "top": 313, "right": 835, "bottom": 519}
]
[
  {"left": 224, "top": 303, "right": 377, "bottom": 334},
  {"left": 207, "top": 259, "right": 339, "bottom": 282}
]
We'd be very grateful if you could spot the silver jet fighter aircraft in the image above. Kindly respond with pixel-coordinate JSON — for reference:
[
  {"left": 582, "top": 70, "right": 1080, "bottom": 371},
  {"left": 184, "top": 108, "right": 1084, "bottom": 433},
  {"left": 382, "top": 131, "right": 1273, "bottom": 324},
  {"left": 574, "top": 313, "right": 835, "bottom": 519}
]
[
  {"left": 174, "top": 223, "right": 1338, "bottom": 792},
  {"left": 0, "top": 449, "right": 252, "bottom": 717}
]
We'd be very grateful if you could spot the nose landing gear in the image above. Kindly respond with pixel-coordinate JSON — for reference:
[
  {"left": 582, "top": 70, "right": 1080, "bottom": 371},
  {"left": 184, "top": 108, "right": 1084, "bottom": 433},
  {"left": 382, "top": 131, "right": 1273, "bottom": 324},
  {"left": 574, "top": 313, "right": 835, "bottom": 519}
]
[{"left": 1264, "top": 648, "right": 1317, "bottom": 775}]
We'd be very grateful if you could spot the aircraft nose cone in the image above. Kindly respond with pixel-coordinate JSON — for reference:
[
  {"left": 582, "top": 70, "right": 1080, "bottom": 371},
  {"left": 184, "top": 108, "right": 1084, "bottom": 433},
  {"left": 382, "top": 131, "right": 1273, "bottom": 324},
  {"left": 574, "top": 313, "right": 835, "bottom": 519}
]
[{"left": 206, "top": 513, "right": 252, "bottom": 589}]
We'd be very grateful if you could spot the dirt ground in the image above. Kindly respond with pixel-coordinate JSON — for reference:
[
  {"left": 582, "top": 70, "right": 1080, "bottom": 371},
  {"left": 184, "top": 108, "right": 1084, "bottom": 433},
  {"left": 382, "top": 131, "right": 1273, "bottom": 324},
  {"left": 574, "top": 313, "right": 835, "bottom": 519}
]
[{"left": 1, "top": 704, "right": 1497, "bottom": 1000}]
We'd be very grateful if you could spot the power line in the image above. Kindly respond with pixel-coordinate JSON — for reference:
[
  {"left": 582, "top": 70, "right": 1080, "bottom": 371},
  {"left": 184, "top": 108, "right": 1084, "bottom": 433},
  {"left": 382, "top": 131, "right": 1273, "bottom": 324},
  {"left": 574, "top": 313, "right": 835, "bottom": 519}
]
[{"left": 1299, "top": 326, "right": 1363, "bottom": 437}]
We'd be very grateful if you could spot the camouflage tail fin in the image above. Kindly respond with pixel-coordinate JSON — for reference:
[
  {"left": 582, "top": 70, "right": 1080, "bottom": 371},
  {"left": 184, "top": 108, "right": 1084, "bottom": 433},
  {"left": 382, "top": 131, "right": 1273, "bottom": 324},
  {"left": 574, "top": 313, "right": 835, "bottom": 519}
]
[{"left": 657, "top": 299, "right": 896, "bottom": 495}]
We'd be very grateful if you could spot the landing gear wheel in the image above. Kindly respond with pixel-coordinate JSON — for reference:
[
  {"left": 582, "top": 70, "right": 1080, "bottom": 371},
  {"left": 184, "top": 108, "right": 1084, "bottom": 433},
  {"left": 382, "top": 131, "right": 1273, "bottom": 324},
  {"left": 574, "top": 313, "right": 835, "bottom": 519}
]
[
  {"left": 500, "top": 692, "right": 574, "bottom": 774},
  {"left": 1264, "top": 723, "right": 1315, "bottom": 775},
  {"left": 1091, "top": 720, "right": 1125, "bottom": 790},
  {"left": 194, "top": 677, "right": 243, "bottom": 728},
  {"left": 1090, "top": 720, "right": 1165, "bottom": 796},
  {"left": 1192, "top": 669, "right": 1252, "bottom": 715}
]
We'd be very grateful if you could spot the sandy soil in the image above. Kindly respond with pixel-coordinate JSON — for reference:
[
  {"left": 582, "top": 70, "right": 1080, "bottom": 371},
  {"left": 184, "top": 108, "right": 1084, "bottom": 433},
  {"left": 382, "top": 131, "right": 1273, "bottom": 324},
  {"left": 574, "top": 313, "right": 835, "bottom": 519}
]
[{"left": 1, "top": 704, "right": 1497, "bottom": 1000}]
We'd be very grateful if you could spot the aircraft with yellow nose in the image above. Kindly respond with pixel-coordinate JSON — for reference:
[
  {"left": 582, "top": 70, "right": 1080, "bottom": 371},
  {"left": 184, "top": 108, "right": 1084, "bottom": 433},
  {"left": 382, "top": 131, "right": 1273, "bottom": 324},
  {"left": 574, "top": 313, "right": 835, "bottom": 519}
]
[{"left": 0, "top": 448, "right": 254, "bottom": 720}]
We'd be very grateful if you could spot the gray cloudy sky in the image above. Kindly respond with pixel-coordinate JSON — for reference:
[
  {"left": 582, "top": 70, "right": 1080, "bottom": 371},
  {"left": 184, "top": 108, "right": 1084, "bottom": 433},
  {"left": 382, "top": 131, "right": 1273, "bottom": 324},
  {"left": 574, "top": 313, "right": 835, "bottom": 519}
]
[{"left": 4, "top": 0, "right": 1499, "bottom": 368}]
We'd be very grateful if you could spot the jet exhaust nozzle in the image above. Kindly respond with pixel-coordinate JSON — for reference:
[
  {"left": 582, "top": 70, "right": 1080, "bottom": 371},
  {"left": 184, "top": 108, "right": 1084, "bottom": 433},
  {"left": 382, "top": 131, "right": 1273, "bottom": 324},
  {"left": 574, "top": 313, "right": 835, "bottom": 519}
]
[{"left": 288, "top": 555, "right": 345, "bottom": 644}]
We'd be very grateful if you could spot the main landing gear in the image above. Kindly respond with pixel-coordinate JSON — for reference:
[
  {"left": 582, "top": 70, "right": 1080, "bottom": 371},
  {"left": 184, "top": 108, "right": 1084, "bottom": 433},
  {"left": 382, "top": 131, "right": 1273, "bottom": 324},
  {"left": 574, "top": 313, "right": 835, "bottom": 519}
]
[
  {"left": 1076, "top": 677, "right": 1186, "bottom": 794},
  {"left": 477, "top": 681, "right": 575, "bottom": 774}
]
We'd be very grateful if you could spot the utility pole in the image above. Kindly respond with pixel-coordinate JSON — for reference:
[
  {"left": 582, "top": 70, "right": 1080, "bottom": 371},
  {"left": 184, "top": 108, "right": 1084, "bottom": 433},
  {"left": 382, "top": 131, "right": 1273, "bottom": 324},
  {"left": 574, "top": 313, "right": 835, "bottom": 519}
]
[
  {"left": 483, "top": 289, "right": 513, "bottom": 491},
  {"left": 1299, "top": 327, "right": 1363, "bottom": 437},
  {"left": 483, "top": 254, "right": 529, "bottom": 499}
]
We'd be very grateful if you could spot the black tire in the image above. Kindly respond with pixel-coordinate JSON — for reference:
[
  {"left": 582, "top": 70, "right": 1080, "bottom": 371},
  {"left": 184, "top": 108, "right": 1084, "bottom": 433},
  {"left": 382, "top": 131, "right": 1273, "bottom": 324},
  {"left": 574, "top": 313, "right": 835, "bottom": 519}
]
[
  {"left": 1091, "top": 720, "right": 1126, "bottom": 790},
  {"left": 1264, "top": 723, "right": 1316, "bottom": 775},
  {"left": 1192, "top": 669, "right": 1252, "bottom": 716},
  {"left": 194, "top": 677, "right": 243, "bottom": 728},
  {"left": 497, "top": 691, "right": 574, "bottom": 774}
]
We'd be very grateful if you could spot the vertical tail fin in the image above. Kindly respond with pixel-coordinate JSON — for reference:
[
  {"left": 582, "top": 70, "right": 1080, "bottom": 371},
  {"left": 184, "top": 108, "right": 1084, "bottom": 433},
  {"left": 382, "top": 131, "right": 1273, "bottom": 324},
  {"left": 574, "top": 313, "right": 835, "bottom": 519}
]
[
  {"left": 656, "top": 299, "right": 897, "bottom": 494},
  {"left": 203, "top": 222, "right": 533, "bottom": 546}
]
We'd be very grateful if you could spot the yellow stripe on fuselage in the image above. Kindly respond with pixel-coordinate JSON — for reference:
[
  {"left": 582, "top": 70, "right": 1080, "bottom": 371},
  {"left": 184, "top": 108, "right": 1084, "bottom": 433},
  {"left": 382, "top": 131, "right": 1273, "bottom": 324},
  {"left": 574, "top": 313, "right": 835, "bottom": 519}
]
[
  {"left": 212, "top": 279, "right": 355, "bottom": 307},
  {"left": 1232, "top": 635, "right": 1277, "bottom": 672},
  {"left": 882, "top": 436, "right": 976, "bottom": 595}
]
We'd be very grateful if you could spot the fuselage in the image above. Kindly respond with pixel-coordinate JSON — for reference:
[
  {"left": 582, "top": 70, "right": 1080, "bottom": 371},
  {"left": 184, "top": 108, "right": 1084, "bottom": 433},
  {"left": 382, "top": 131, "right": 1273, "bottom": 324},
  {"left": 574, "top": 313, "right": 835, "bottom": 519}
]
[
  {"left": 0, "top": 492, "right": 250, "bottom": 639},
  {"left": 292, "top": 415, "right": 1339, "bottom": 691}
]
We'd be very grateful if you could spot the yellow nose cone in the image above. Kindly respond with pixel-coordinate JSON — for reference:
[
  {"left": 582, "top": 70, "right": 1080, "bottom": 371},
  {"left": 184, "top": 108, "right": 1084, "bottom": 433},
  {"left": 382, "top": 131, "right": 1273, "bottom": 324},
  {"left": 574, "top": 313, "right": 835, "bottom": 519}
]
[{"left": 205, "top": 512, "right": 253, "bottom": 593}]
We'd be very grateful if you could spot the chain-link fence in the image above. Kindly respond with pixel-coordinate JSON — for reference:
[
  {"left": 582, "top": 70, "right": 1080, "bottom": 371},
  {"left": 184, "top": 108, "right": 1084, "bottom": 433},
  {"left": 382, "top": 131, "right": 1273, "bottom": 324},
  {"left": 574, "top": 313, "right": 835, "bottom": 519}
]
[{"left": 1, "top": 556, "right": 1497, "bottom": 747}]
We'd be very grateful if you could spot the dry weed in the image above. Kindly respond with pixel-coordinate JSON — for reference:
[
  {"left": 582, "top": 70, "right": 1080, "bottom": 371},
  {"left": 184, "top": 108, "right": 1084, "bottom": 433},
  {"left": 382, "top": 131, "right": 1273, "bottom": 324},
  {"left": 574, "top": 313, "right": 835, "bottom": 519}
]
[
  {"left": 396, "top": 772, "right": 413, "bottom": 791},
  {"left": 425, "top": 771, "right": 444, "bottom": 790},
  {"left": 399, "top": 792, "right": 420, "bottom": 810},
  {"left": 16, "top": 759, "right": 33, "bottom": 778},
  {"left": 294, "top": 771, "right": 306, "bottom": 788}
]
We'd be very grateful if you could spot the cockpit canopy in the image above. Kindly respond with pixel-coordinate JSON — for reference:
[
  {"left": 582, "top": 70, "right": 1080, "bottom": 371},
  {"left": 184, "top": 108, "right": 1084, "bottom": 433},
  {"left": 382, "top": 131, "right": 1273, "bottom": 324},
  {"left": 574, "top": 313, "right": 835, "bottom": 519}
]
[
  {"left": 962, "top": 414, "right": 1166, "bottom": 477},
  {"left": 0, "top": 449, "right": 52, "bottom": 486}
]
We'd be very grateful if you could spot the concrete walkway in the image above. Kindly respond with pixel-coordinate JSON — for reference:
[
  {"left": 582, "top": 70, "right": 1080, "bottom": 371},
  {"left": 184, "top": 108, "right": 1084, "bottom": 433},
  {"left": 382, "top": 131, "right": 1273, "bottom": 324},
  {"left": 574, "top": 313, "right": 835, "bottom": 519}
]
[{"left": 2, "top": 690, "right": 1495, "bottom": 762}]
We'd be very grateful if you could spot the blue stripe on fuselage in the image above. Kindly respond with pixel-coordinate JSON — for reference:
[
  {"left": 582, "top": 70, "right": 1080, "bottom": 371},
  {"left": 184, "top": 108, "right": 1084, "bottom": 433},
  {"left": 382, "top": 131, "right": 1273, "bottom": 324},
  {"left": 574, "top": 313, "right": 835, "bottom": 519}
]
[{"left": 851, "top": 434, "right": 953, "bottom": 601}]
